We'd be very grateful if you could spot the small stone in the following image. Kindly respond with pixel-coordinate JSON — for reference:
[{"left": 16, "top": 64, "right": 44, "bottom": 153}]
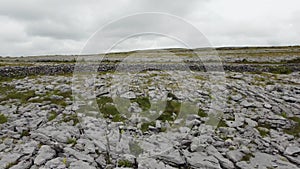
[
  {"left": 245, "top": 118, "right": 258, "bottom": 127},
  {"left": 284, "top": 146, "right": 300, "bottom": 156},
  {"left": 236, "top": 161, "right": 252, "bottom": 169},
  {"left": 240, "top": 100, "right": 255, "bottom": 108},
  {"left": 231, "top": 74, "right": 243, "bottom": 79},
  {"left": 69, "top": 161, "right": 96, "bottom": 169},
  {"left": 231, "top": 94, "right": 243, "bottom": 101},
  {"left": 46, "top": 85, "right": 54, "bottom": 90},
  {"left": 95, "top": 155, "right": 106, "bottom": 168},
  {"left": 156, "top": 120, "right": 162, "bottom": 129},
  {"left": 10, "top": 160, "right": 32, "bottom": 169},
  {"left": 120, "top": 91, "right": 136, "bottom": 99},
  {"left": 157, "top": 149, "right": 185, "bottom": 166},
  {"left": 206, "top": 145, "right": 235, "bottom": 169},
  {"left": 138, "top": 158, "right": 168, "bottom": 169},
  {"left": 282, "top": 96, "right": 297, "bottom": 103},
  {"left": 44, "top": 157, "right": 66, "bottom": 169},
  {"left": 186, "top": 151, "right": 221, "bottom": 169},
  {"left": 264, "top": 103, "right": 272, "bottom": 109},
  {"left": 0, "top": 144, "right": 7, "bottom": 152},
  {"left": 224, "top": 139, "right": 234, "bottom": 146},
  {"left": 0, "top": 153, "right": 22, "bottom": 168},
  {"left": 50, "top": 95, "right": 63, "bottom": 100},
  {"left": 34, "top": 145, "right": 56, "bottom": 166},
  {"left": 285, "top": 155, "right": 300, "bottom": 166},
  {"left": 226, "top": 150, "right": 244, "bottom": 163},
  {"left": 64, "top": 147, "right": 94, "bottom": 163}
]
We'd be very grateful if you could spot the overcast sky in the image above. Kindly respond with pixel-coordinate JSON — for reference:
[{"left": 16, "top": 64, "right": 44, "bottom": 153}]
[{"left": 1, "top": 0, "right": 300, "bottom": 56}]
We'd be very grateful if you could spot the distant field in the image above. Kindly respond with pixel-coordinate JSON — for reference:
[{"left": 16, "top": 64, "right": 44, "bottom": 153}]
[{"left": 1, "top": 46, "right": 300, "bottom": 64}]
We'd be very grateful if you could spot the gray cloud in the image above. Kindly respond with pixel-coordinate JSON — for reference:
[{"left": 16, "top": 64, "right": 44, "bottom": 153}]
[{"left": 0, "top": 0, "right": 300, "bottom": 56}]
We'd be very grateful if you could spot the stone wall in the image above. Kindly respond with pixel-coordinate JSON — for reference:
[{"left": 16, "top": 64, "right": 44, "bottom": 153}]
[{"left": 0, "top": 63, "right": 299, "bottom": 77}]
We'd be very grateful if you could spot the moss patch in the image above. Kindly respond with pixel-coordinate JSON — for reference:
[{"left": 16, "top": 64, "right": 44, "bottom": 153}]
[
  {"left": 256, "top": 127, "right": 270, "bottom": 137},
  {"left": 5, "top": 162, "right": 17, "bottom": 169},
  {"left": 216, "top": 119, "right": 228, "bottom": 128},
  {"left": 198, "top": 108, "right": 208, "bottom": 117},
  {"left": 20, "top": 130, "right": 30, "bottom": 137},
  {"left": 118, "top": 160, "right": 133, "bottom": 168},
  {"left": 48, "top": 111, "right": 58, "bottom": 121},
  {"left": 157, "top": 100, "right": 180, "bottom": 122},
  {"left": 281, "top": 112, "right": 288, "bottom": 118},
  {"left": 62, "top": 114, "right": 79, "bottom": 126},
  {"left": 0, "top": 84, "right": 15, "bottom": 95},
  {"left": 29, "top": 90, "right": 70, "bottom": 107},
  {"left": 0, "top": 113, "right": 8, "bottom": 124},
  {"left": 0, "top": 89, "right": 36, "bottom": 103},
  {"left": 96, "top": 97, "right": 126, "bottom": 122},
  {"left": 131, "top": 97, "right": 151, "bottom": 111},
  {"left": 283, "top": 116, "right": 300, "bottom": 138},
  {"left": 53, "top": 90, "right": 72, "bottom": 98},
  {"left": 241, "top": 153, "right": 255, "bottom": 162},
  {"left": 66, "top": 138, "right": 77, "bottom": 146},
  {"left": 269, "top": 66, "right": 292, "bottom": 74},
  {"left": 141, "top": 121, "right": 156, "bottom": 133}
]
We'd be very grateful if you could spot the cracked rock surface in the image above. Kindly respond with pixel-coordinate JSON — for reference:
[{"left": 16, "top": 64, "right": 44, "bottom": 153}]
[{"left": 0, "top": 70, "right": 299, "bottom": 169}]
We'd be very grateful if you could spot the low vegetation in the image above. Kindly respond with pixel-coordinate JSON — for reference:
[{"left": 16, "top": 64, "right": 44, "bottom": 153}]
[
  {"left": 66, "top": 138, "right": 77, "bottom": 146},
  {"left": 117, "top": 160, "right": 134, "bottom": 168},
  {"left": 0, "top": 89, "right": 35, "bottom": 104},
  {"left": 131, "top": 97, "right": 151, "bottom": 111},
  {"left": 62, "top": 114, "right": 79, "bottom": 126},
  {"left": 241, "top": 153, "right": 255, "bottom": 162},
  {"left": 283, "top": 116, "right": 300, "bottom": 138},
  {"left": 97, "top": 97, "right": 126, "bottom": 122},
  {"left": 198, "top": 108, "right": 208, "bottom": 117},
  {"left": 0, "top": 113, "right": 8, "bottom": 124},
  {"left": 5, "top": 162, "right": 17, "bottom": 169},
  {"left": 48, "top": 111, "right": 58, "bottom": 121},
  {"left": 141, "top": 121, "right": 156, "bottom": 133},
  {"left": 20, "top": 130, "right": 30, "bottom": 137},
  {"left": 269, "top": 66, "right": 292, "bottom": 74},
  {"left": 216, "top": 119, "right": 228, "bottom": 128},
  {"left": 256, "top": 127, "right": 270, "bottom": 137}
]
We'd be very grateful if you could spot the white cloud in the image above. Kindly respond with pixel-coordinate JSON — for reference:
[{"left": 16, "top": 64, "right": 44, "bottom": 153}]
[{"left": 0, "top": 0, "right": 300, "bottom": 56}]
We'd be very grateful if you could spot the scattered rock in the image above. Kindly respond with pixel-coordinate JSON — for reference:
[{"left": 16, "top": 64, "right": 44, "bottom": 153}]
[
  {"left": 226, "top": 150, "right": 244, "bottom": 163},
  {"left": 263, "top": 103, "right": 272, "bottom": 109},
  {"left": 34, "top": 145, "right": 56, "bottom": 166},
  {"left": 0, "top": 153, "right": 22, "bottom": 169},
  {"left": 69, "top": 161, "right": 96, "bottom": 169},
  {"left": 64, "top": 147, "right": 94, "bottom": 163},
  {"left": 240, "top": 100, "right": 255, "bottom": 108},
  {"left": 185, "top": 151, "right": 221, "bottom": 169},
  {"left": 284, "top": 146, "right": 300, "bottom": 156},
  {"left": 156, "top": 149, "right": 185, "bottom": 166},
  {"left": 231, "top": 94, "right": 243, "bottom": 101},
  {"left": 0, "top": 71, "right": 299, "bottom": 168}
]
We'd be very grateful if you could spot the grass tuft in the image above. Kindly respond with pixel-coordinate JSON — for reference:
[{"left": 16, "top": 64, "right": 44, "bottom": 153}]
[
  {"left": 0, "top": 113, "right": 8, "bottom": 124},
  {"left": 269, "top": 66, "right": 292, "bottom": 74},
  {"left": 256, "top": 127, "right": 269, "bottom": 137},
  {"left": 283, "top": 116, "right": 300, "bottom": 138},
  {"left": 21, "top": 130, "right": 30, "bottom": 137},
  {"left": 198, "top": 108, "right": 208, "bottom": 117},
  {"left": 66, "top": 138, "right": 77, "bottom": 146},
  {"left": 131, "top": 97, "right": 151, "bottom": 111},
  {"left": 48, "top": 111, "right": 58, "bottom": 121},
  {"left": 118, "top": 160, "right": 133, "bottom": 168},
  {"left": 241, "top": 153, "right": 255, "bottom": 162},
  {"left": 62, "top": 114, "right": 79, "bottom": 126}
]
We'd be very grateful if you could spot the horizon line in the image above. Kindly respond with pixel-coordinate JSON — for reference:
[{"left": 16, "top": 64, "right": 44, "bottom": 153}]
[{"left": 2, "top": 44, "right": 300, "bottom": 58}]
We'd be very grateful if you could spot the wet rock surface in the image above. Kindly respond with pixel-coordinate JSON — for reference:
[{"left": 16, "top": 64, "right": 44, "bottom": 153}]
[{"left": 0, "top": 69, "right": 299, "bottom": 169}]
